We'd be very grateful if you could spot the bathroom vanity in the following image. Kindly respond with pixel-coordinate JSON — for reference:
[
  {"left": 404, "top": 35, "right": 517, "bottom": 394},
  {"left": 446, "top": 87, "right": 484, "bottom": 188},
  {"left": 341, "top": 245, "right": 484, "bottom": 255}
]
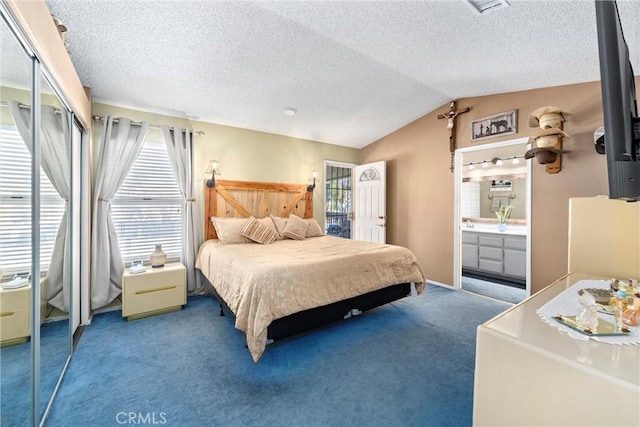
[{"left": 462, "top": 224, "right": 527, "bottom": 283}]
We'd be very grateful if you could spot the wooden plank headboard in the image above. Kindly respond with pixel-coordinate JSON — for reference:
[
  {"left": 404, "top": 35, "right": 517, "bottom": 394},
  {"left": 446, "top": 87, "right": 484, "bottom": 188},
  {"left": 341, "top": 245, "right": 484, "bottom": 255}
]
[{"left": 204, "top": 179, "right": 314, "bottom": 240}]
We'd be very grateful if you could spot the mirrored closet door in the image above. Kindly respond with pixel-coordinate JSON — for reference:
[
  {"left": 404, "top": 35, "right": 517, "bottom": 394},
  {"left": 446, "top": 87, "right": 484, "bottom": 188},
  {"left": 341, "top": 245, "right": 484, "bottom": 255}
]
[
  {"left": 0, "top": 12, "right": 34, "bottom": 427},
  {"left": 37, "top": 71, "right": 73, "bottom": 423},
  {"left": 0, "top": 7, "right": 81, "bottom": 426}
]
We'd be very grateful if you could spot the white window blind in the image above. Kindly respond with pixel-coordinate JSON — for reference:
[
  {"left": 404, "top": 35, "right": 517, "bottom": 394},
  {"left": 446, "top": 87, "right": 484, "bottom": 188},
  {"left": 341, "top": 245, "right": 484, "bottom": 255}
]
[
  {"left": 0, "top": 125, "right": 65, "bottom": 278},
  {"left": 112, "top": 139, "right": 182, "bottom": 265}
]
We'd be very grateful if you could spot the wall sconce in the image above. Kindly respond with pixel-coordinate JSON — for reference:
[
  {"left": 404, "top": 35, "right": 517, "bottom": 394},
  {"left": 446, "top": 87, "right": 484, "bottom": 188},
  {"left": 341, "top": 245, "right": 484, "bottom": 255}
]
[
  {"left": 205, "top": 160, "right": 219, "bottom": 188},
  {"left": 307, "top": 171, "right": 317, "bottom": 192}
]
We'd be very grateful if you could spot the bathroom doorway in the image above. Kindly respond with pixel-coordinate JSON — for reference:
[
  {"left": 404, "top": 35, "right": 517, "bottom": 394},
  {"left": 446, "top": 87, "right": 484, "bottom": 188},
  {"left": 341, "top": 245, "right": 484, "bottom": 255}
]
[{"left": 453, "top": 138, "right": 531, "bottom": 304}]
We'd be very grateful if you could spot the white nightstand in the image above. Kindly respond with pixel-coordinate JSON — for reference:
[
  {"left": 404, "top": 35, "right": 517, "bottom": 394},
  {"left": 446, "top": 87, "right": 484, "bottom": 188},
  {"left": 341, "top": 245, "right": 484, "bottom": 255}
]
[
  {"left": 0, "top": 284, "right": 30, "bottom": 347},
  {"left": 122, "top": 263, "right": 186, "bottom": 321}
]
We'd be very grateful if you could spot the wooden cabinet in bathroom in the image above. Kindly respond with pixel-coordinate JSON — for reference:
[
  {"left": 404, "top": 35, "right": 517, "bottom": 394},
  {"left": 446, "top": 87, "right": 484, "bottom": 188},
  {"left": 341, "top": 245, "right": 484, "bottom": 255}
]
[{"left": 462, "top": 230, "right": 526, "bottom": 283}]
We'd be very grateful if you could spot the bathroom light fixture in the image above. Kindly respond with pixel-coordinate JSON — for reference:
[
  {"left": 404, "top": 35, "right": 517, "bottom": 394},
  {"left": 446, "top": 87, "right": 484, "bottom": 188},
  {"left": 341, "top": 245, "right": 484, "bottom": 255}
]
[
  {"left": 206, "top": 160, "right": 218, "bottom": 188},
  {"left": 283, "top": 108, "right": 297, "bottom": 117},
  {"left": 463, "top": 155, "right": 524, "bottom": 169},
  {"left": 307, "top": 170, "right": 317, "bottom": 192}
]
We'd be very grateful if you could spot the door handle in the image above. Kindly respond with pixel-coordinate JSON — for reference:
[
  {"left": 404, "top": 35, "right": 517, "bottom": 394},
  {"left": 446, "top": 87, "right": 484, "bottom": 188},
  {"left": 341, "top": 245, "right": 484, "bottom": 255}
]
[{"left": 378, "top": 215, "right": 387, "bottom": 220}]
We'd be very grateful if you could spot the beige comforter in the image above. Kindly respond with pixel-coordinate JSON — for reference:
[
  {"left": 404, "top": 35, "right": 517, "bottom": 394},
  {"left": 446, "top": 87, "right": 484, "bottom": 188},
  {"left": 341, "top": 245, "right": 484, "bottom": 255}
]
[{"left": 195, "top": 235, "right": 426, "bottom": 361}]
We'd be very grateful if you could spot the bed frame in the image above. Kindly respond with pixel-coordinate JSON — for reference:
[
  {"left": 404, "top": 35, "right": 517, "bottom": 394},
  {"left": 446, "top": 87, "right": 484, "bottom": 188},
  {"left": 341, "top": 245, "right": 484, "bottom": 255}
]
[{"left": 202, "top": 179, "right": 412, "bottom": 345}]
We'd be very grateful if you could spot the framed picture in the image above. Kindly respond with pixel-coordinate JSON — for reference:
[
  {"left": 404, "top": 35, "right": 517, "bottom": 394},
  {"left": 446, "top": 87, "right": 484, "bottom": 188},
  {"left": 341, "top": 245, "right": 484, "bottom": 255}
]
[{"left": 471, "top": 110, "right": 517, "bottom": 141}]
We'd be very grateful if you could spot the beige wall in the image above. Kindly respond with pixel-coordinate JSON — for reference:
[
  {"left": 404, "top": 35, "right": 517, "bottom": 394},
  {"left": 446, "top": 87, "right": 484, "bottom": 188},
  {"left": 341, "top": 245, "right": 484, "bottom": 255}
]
[
  {"left": 362, "top": 80, "right": 616, "bottom": 294},
  {"left": 91, "top": 103, "right": 360, "bottom": 228}
]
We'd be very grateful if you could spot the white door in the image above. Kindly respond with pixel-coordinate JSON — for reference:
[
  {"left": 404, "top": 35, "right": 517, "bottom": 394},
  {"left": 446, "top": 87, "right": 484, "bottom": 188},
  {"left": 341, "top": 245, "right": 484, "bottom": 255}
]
[{"left": 354, "top": 161, "right": 386, "bottom": 243}]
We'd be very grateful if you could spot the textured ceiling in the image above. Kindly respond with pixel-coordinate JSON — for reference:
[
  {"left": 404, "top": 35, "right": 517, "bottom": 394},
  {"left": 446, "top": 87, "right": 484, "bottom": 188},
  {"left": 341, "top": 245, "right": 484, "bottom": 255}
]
[{"left": 32, "top": 0, "right": 640, "bottom": 148}]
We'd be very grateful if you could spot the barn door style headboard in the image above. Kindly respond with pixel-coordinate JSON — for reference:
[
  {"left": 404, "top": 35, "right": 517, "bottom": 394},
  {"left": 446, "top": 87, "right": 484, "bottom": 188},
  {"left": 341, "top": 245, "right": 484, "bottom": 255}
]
[{"left": 204, "top": 180, "right": 314, "bottom": 240}]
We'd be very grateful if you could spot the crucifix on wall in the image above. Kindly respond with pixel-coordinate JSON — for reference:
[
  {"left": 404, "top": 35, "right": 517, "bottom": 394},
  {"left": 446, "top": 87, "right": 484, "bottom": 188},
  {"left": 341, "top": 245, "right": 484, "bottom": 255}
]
[{"left": 437, "top": 100, "right": 470, "bottom": 172}]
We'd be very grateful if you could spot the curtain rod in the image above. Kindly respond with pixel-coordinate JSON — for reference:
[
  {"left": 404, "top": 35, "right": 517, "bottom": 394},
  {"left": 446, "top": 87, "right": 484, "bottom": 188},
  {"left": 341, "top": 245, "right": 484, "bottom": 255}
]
[
  {"left": 92, "top": 114, "right": 204, "bottom": 136},
  {"left": 0, "top": 100, "right": 63, "bottom": 114}
]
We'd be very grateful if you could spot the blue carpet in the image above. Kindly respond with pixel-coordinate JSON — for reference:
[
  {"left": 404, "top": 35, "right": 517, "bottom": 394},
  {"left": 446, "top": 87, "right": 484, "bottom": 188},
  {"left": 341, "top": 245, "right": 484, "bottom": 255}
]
[
  {"left": 1, "top": 319, "right": 70, "bottom": 427},
  {"left": 43, "top": 286, "right": 510, "bottom": 427}
]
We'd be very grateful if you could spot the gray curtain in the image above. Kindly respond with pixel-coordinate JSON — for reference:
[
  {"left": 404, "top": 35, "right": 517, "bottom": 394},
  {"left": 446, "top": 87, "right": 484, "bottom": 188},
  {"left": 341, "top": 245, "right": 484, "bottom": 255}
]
[
  {"left": 91, "top": 117, "right": 149, "bottom": 309},
  {"left": 160, "top": 126, "right": 202, "bottom": 292},
  {"left": 8, "top": 100, "right": 71, "bottom": 311}
]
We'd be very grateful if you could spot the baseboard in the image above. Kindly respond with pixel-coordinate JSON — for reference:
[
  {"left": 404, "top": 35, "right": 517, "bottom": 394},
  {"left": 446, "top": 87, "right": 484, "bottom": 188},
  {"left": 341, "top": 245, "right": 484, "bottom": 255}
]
[{"left": 426, "top": 280, "right": 454, "bottom": 289}]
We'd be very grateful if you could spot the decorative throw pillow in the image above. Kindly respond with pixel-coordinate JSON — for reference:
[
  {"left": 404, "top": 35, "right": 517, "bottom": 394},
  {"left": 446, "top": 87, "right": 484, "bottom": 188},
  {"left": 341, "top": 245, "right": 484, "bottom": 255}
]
[
  {"left": 211, "top": 217, "right": 252, "bottom": 244},
  {"left": 258, "top": 217, "right": 279, "bottom": 235},
  {"left": 241, "top": 216, "right": 278, "bottom": 245},
  {"left": 270, "top": 215, "right": 288, "bottom": 240},
  {"left": 304, "top": 218, "right": 324, "bottom": 237},
  {"left": 282, "top": 214, "right": 309, "bottom": 240}
]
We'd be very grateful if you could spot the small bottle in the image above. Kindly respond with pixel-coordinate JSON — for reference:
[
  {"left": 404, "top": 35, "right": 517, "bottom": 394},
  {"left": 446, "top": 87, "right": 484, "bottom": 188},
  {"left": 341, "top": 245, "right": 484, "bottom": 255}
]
[
  {"left": 576, "top": 291, "right": 599, "bottom": 331},
  {"left": 622, "top": 297, "right": 640, "bottom": 327},
  {"left": 611, "top": 290, "right": 628, "bottom": 332}
]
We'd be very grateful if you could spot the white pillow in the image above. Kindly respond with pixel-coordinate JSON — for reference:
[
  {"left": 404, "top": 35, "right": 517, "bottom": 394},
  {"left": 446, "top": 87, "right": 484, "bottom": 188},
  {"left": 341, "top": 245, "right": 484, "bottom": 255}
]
[
  {"left": 270, "top": 215, "right": 287, "bottom": 240},
  {"left": 304, "top": 218, "right": 324, "bottom": 238},
  {"left": 211, "top": 217, "right": 252, "bottom": 244},
  {"left": 282, "top": 214, "right": 308, "bottom": 240}
]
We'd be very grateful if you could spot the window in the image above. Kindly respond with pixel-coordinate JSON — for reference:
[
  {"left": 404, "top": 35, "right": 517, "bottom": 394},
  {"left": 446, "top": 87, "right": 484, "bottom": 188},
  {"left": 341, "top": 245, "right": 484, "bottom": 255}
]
[
  {"left": 0, "top": 125, "right": 65, "bottom": 278},
  {"left": 111, "top": 139, "right": 182, "bottom": 265},
  {"left": 324, "top": 162, "right": 353, "bottom": 239}
]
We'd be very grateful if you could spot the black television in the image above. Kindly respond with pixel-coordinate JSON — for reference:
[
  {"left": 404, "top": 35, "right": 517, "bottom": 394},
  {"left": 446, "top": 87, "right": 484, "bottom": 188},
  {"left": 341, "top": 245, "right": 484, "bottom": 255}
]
[{"left": 595, "top": 0, "right": 640, "bottom": 200}]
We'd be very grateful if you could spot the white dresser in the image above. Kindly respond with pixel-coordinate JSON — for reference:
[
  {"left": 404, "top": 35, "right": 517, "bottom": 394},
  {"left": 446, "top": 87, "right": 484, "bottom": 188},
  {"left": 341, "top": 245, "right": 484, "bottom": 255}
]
[{"left": 473, "top": 272, "right": 639, "bottom": 426}]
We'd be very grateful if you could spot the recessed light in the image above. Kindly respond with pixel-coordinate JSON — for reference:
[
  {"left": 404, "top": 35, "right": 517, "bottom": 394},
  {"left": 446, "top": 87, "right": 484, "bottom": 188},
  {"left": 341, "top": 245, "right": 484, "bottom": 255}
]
[{"left": 283, "top": 108, "right": 297, "bottom": 116}]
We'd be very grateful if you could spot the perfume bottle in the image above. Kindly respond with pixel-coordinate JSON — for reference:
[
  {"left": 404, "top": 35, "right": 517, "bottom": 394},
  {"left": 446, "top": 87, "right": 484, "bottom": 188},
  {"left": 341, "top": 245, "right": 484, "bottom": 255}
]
[
  {"left": 576, "top": 291, "right": 599, "bottom": 331},
  {"left": 610, "top": 290, "right": 628, "bottom": 332},
  {"left": 622, "top": 296, "right": 640, "bottom": 327}
]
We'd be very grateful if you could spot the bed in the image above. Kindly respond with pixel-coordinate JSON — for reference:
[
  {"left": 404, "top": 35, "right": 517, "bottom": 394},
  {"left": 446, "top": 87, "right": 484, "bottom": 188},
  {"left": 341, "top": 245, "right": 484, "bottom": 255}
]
[{"left": 196, "top": 180, "right": 426, "bottom": 361}]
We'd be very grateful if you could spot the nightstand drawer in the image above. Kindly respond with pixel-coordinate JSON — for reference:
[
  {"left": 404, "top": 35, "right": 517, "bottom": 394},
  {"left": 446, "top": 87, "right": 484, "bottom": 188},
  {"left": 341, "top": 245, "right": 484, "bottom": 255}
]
[
  {"left": 1, "top": 286, "right": 30, "bottom": 312},
  {"left": 123, "top": 266, "right": 186, "bottom": 294},
  {"left": 122, "top": 284, "right": 185, "bottom": 317},
  {"left": 1, "top": 310, "right": 30, "bottom": 342}
]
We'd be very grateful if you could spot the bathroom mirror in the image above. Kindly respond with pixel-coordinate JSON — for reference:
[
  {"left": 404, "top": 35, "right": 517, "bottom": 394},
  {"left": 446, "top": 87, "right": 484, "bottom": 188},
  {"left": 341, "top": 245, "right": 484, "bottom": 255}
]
[
  {"left": 0, "top": 12, "right": 34, "bottom": 427},
  {"left": 461, "top": 176, "right": 527, "bottom": 221}
]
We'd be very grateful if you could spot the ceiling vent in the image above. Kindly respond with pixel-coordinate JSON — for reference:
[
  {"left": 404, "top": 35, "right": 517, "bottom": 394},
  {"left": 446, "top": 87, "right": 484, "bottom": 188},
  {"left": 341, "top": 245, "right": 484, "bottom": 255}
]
[{"left": 466, "top": 0, "right": 509, "bottom": 15}]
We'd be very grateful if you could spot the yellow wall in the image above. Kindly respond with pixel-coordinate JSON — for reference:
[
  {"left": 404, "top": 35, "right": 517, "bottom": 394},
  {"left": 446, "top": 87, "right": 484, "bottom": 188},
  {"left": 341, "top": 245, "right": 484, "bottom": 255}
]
[
  {"left": 91, "top": 103, "right": 360, "bottom": 227},
  {"left": 362, "top": 79, "right": 619, "bottom": 294}
]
